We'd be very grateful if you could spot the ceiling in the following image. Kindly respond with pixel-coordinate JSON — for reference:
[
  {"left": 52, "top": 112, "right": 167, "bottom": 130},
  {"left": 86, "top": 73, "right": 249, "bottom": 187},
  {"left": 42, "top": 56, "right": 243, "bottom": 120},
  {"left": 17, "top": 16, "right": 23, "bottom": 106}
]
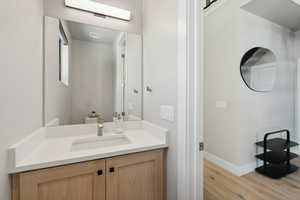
[{"left": 67, "top": 21, "right": 121, "bottom": 44}]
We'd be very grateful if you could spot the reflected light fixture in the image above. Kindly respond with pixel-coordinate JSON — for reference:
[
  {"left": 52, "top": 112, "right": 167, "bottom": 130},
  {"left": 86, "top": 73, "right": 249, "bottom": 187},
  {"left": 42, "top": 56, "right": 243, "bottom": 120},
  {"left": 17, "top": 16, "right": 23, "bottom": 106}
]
[
  {"left": 65, "top": 0, "right": 131, "bottom": 21},
  {"left": 88, "top": 32, "right": 100, "bottom": 39}
]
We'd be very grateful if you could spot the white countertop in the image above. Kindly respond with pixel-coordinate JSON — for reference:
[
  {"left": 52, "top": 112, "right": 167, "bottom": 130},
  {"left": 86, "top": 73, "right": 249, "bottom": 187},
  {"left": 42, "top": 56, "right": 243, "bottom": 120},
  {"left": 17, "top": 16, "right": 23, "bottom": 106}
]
[{"left": 8, "top": 121, "right": 168, "bottom": 174}]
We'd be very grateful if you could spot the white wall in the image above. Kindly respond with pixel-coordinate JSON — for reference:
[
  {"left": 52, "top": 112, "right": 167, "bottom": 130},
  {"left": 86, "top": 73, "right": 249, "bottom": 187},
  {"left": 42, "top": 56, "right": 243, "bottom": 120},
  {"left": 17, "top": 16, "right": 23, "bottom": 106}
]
[
  {"left": 0, "top": 1, "right": 44, "bottom": 199},
  {"left": 71, "top": 40, "right": 114, "bottom": 123},
  {"left": 293, "top": 31, "right": 300, "bottom": 148},
  {"left": 204, "top": 0, "right": 296, "bottom": 168},
  {"left": 44, "top": 0, "right": 142, "bottom": 34},
  {"left": 44, "top": 17, "right": 72, "bottom": 125},
  {"left": 142, "top": 0, "right": 178, "bottom": 199}
]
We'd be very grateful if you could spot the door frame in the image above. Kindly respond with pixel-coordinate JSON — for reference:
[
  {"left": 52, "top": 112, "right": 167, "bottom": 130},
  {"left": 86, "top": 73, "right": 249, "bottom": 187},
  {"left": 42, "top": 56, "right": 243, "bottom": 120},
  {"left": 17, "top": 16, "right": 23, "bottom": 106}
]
[{"left": 177, "top": 0, "right": 203, "bottom": 199}]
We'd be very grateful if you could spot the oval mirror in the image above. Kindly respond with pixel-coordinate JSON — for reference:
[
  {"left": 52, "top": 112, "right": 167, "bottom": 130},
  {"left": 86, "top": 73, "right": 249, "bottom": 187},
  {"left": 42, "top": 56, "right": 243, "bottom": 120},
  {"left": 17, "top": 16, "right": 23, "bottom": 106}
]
[{"left": 240, "top": 47, "right": 277, "bottom": 92}]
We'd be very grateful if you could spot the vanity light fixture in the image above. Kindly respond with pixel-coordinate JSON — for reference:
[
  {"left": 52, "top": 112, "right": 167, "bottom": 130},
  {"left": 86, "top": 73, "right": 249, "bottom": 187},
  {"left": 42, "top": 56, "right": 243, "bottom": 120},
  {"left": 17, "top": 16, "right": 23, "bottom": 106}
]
[{"left": 65, "top": 0, "right": 131, "bottom": 21}]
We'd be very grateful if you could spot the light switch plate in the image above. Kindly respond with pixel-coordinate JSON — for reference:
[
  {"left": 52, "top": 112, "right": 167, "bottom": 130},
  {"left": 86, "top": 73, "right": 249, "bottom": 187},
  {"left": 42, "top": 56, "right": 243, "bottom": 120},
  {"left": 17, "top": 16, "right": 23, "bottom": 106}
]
[{"left": 160, "top": 105, "right": 175, "bottom": 122}]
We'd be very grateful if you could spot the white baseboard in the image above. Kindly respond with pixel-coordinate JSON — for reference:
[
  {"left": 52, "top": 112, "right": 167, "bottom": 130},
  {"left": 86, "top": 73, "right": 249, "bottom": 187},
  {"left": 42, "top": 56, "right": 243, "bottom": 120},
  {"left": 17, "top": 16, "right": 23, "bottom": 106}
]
[
  {"left": 204, "top": 151, "right": 256, "bottom": 176},
  {"left": 46, "top": 118, "right": 60, "bottom": 127},
  {"left": 238, "top": 161, "right": 257, "bottom": 176}
]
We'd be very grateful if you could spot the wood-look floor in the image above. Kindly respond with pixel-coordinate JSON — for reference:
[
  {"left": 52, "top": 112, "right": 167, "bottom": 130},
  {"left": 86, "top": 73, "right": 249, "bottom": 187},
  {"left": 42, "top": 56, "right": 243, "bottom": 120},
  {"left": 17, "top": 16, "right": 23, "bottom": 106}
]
[{"left": 204, "top": 159, "right": 300, "bottom": 200}]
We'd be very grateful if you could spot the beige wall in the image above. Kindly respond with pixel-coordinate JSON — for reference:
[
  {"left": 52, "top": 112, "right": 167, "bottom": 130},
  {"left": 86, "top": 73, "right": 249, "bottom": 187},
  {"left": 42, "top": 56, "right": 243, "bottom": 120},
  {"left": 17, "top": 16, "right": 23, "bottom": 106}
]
[
  {"left": 44, "top": 0, "right": 142, "bottom": 34},
  {"left": 0, "top": 0, "right": 44, "bottom": 199},
  {"left": 204, "top": 0, "right": 296, "bottom": 167},
  {"left": 71, "top": 40, "right": 114, "bottom": 123},
  {"left": 44, "top": 17, "right": 72, "bottom": 125},
  {"left": 204, "top": 0, "right": 242, "bottom": 165},
  {"left": 295, "top": 31, "right": 300, "bottom": 145},
  {"left": 142, "top": 0, "right": 178, "bottom": 199}
]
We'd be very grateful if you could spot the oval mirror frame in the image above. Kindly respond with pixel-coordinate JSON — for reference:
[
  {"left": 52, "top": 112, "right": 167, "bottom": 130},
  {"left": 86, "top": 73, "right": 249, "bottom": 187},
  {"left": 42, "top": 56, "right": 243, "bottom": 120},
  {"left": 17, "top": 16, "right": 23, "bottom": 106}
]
[{"left": 240, "top": 47, "right": 277, "bottom": 92}]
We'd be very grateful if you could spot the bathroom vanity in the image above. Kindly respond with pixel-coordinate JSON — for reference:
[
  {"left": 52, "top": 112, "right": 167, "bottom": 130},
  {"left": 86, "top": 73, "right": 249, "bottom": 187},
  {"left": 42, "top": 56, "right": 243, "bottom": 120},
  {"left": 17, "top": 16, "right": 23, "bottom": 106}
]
[
  {"left": 8, "top": 12, "right": 169, "bottom": 200},
  {"left": 9, "top": 121, "right": 168, "bottom": 200},
  {"left": 11, "top": 150, "right": 164, "bottom": 200}
]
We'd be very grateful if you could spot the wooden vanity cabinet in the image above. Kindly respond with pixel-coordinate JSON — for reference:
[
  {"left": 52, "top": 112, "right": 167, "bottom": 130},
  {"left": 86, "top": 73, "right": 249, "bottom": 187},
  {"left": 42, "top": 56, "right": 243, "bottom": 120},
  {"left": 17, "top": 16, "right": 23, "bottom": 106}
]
[
  {"left": 12, "top": 160, "right": 106, "bottom": 200},
  {"left": 12, "top": 149, "right": 164, "bottom": 200},
  {"left": 106, "top": 149, "right": 164, "bottom": 200}
]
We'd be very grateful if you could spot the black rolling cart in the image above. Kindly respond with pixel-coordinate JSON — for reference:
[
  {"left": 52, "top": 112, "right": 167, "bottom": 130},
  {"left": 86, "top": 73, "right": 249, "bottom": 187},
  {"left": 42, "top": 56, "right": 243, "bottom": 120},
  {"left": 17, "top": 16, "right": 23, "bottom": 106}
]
[{"left": 255, "top": 130, "right": 299, "bottom": 179}]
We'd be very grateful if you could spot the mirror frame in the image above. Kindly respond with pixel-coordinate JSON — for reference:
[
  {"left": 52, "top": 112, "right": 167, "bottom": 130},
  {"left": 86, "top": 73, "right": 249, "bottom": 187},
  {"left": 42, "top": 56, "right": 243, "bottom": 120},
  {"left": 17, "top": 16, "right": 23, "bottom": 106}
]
[{"left": 240, "top": 47, "right": 277, "bottom": 93}]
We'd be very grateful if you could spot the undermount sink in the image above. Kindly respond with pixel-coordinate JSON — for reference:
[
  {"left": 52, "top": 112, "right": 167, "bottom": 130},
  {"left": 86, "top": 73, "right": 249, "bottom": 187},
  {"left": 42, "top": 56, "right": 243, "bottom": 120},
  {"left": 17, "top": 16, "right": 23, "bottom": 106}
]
[{"left": 71, "top": 135, "right": 131, "bottom": 151}]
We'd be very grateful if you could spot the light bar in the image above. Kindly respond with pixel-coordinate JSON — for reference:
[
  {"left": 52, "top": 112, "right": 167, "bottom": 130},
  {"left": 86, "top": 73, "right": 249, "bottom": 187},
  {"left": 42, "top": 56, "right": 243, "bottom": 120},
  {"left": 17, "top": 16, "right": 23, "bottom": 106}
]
[{"left": 65, "top": 0, "right": 131, "bottom": 21}]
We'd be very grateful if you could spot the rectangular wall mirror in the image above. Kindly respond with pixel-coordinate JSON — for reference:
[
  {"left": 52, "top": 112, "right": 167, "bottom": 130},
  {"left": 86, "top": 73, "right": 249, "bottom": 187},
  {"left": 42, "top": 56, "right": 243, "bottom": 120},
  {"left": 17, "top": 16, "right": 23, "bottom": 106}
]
[{"left": 44, "top": 16, "right": 142, "bottom": 126}]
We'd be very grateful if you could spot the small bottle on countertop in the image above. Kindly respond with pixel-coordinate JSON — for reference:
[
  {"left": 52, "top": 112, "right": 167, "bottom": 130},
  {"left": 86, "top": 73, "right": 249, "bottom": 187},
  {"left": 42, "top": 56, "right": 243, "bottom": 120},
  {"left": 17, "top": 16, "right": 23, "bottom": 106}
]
[
  {"left": 114, "top": 113, "right": 124, "bottom": 134},
  {"left": 113, "top": 112, "right": 118, "bottom": 122}
]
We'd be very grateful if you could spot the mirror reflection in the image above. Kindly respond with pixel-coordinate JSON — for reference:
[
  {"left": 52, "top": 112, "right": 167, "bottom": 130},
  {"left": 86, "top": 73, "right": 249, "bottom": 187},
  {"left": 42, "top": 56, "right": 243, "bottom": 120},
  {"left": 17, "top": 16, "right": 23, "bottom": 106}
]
[
  {"left": 44, "top": 17, "right": 142, "bottom": 126},
  {"left": 240, "top": 47, "right": 277, "bottom": 92}
]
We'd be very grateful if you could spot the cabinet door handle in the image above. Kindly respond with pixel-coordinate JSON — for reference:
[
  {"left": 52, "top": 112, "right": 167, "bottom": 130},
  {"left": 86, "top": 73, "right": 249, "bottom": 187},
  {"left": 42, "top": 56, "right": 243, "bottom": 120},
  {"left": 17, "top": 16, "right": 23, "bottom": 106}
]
[
  {"left": 97, "top": 170, "right": 103, "bottom": 176},
  {"left": 109, "top": 167, "right": 115, "bottom": 173}
]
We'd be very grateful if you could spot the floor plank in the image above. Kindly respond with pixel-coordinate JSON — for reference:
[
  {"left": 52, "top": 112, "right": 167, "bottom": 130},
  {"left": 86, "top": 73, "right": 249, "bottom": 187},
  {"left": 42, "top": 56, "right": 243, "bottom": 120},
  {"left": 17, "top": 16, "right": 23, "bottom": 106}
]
[{"left": 204, "top": 159, "right": 300, "bottom": 200}]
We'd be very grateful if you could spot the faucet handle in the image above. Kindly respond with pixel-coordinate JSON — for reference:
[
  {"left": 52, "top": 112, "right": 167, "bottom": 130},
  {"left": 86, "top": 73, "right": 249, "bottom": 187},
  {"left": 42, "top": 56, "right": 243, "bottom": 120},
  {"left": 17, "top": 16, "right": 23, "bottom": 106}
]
[{"left": 97, "top": 124, "right": 104, "bottom": 136}]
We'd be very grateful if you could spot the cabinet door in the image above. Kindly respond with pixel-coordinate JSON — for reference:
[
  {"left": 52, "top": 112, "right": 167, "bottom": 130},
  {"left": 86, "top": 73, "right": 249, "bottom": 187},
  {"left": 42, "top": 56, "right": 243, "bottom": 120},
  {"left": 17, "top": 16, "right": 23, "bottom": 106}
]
[
  {"left": 106, "top": 150, "right": 164, "bottom": 200},
  {"left": 18, "top": 160, "right": 106, "bottom": 200}
]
